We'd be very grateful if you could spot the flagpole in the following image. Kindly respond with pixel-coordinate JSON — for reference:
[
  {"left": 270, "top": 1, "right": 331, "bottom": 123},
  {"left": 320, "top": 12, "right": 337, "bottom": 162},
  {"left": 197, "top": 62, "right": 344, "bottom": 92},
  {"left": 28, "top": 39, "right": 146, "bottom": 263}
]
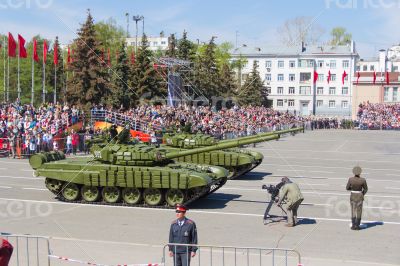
[
  {"left": 31, "top": 50, "right": 34, "bottom": 105},
  {"left": 17, "top": 48, "right": 20, "bottom": 100},
  {"left": 3, "top": 36, "right": 5, "bottom": 102},
  {"left": 7, "top": 54, "right": 9, "bottom": 102},
  {"left": 54, "top": 65, "right": 56, "bottom": 104},
  {"left": 43, "top": 59, "right": 45, "bottom": 103}
]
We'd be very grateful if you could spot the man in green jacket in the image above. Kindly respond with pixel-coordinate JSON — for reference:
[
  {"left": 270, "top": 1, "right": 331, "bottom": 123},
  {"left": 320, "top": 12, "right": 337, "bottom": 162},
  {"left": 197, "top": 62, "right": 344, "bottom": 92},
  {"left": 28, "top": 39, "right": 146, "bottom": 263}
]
[{"left": 277, "top": 177, "right": 304, "bottom": 227}]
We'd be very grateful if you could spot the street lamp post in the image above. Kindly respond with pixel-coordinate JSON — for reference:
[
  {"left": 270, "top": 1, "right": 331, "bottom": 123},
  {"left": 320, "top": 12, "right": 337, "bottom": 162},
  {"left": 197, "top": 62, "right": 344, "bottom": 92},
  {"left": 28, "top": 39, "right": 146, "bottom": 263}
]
[{"left": 133, "top": 15, "right": 144, "bottom": 52}]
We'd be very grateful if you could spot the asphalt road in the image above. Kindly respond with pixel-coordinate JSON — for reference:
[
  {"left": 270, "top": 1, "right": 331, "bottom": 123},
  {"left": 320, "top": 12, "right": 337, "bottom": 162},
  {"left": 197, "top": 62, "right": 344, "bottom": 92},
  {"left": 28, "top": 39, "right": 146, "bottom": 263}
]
[{"left": 0, "top": 130, "right": 399, "bottom": 266}]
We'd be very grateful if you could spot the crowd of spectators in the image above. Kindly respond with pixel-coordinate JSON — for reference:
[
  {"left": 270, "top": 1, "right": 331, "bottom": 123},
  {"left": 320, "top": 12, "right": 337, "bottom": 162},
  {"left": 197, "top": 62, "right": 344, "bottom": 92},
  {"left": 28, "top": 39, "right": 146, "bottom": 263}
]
[
  {"left": 357, "top": 102, "right": 400, "bottom": 130},
  {"left": 1, "top": 100, "right": 399, "bottom": 158}
]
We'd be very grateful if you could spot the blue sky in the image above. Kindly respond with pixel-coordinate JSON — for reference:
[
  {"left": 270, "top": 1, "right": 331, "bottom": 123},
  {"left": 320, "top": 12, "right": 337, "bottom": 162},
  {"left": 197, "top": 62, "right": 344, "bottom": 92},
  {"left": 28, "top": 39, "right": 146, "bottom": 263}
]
[{"left": 0, "top": 0, "right": 399, "bottom": 57}]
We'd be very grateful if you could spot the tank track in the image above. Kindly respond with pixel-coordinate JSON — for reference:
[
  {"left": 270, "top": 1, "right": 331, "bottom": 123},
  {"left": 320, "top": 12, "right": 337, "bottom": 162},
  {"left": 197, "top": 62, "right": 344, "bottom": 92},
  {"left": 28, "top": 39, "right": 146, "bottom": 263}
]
[{"left": 49, "top": 177, "right": 227, "bottom": 209}]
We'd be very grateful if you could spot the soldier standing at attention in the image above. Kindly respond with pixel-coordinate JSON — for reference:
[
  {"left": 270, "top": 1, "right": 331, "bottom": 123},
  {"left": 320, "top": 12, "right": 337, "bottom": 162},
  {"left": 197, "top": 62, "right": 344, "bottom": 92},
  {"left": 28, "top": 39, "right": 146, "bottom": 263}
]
[
  {"left": 346, "top": 166, "right": 368, "bottom": 230},
  {"left": 169, "top": 204, "right": 198, "bottom": 266}
]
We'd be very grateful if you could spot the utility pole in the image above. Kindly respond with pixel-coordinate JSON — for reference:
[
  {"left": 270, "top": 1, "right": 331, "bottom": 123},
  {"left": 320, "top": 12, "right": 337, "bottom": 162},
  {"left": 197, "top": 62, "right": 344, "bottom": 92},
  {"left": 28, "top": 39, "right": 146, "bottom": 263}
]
[{"left": 235, "top": 31, "right": 239, "bottom": 49}]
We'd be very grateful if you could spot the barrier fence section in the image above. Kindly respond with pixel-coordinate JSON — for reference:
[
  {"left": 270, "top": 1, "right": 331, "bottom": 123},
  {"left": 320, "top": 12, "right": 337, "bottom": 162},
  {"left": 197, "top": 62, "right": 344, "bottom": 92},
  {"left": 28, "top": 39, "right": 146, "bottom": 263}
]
[
  {"left": 0, "top": 233, "right": 50, "bottom": 266},
  {"left": 163, "top": 244, "right": 302, "bottom": 266}
]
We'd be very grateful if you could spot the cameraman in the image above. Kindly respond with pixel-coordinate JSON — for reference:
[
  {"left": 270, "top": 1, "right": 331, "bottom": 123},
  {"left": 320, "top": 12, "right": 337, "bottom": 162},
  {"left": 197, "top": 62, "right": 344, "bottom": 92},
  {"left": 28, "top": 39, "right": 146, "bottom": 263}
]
[{"left": 277, "top": 177, "right": 304, "bottom": 227}]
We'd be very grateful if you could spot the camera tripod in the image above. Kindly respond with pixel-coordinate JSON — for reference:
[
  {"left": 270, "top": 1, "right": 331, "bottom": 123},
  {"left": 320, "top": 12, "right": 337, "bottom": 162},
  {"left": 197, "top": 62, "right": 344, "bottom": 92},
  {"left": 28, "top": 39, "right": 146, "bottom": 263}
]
[{"left": 263, "top": 197, "right": 287, "bottom": 225}]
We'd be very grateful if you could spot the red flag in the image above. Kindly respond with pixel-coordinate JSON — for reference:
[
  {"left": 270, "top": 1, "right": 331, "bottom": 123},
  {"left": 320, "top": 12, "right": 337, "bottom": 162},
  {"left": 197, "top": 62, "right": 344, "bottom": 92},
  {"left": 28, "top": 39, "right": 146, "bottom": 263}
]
[
  {"left": 18, "top": 34, "right": 28, "bottom": 58},
  {"left": 130, "top": 51, "right": 135, "bottom": 64},
  {"left": 107, "top": 48, "right": 111, "bottom": 66},
  {"left": 386, "top": 72, "right": 390, "bottom": 85},
  {"left": 43, "top": 40, "right": 48, "bottom": 63},
  {"left": 313, "top": 70, "right": 318, "bottom": 84},
  {"left": 67, "top": 46, "right": 71, "bottom": 64},
  {"left": 342, "top": 70, "right": 347, "bottom": 85},
  {"left": 356, "top": 72, "right": 360, "bottom": 85},
  {"left": 327, "top": 70, "right": 331, "bottom": 84},
  {"left": 373, "top": 71, "right": 376, "bottom": 84},
  {"left": 8, "top": 33, "right": 17, "bottom": 57},
  {"left": 33, "top": 39, "right": 39, "bottom": 62},
  {"left": 53, "top": 42, "right": 58, "bottom": 66}
]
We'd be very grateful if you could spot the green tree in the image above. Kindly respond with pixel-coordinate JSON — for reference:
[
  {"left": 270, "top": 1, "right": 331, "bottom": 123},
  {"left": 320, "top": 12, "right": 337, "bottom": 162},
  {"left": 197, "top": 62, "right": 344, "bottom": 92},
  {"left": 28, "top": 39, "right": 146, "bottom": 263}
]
[
  {"left": 165, "top": 33, "right": 177, "bottom": 58},
  {"left": 219, "top": 63, "right": 237, "bottom": 96},
  {"left": 67, "top": 10, "right": 111, "bottom": 109},
  {"left": 177, "top": 31, "right": 196, "bottom": 61},
  {"left": 130, "top": 34, "right": 165, "bottom": 105},
  {"left": 330, "top": 27, "right": 352, "bottom": 45},
  {"left": 110, "top": 42, "right": 132, "bottom": 109},
  {"left": 238, "top": 61, "right": 264, "bottom": 106},
  {"left": 193, "top": 37, "right": 220, "bottom": 99}
]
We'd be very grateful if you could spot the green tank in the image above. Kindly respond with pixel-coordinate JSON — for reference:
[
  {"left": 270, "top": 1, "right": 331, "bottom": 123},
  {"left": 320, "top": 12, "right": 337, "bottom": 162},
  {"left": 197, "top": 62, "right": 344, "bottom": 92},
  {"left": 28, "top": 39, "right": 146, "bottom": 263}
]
[
  {"left": 162, "top": 127, "right": 303, "bottom": 179},
  {"left": 30, "top": 133, "right": 280, "bottom": 208}
]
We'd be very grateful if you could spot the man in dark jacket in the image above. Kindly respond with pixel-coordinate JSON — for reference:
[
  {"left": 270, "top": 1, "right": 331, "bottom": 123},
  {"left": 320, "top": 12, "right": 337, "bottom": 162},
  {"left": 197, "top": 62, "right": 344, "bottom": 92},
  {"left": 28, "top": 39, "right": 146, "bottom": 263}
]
[
  {"left": 169, "top": 204, "right": 198, "bottom": 266},
  {"left": 0, "top": 237, "right": 13, "bottom": 266},
  {"left": 346, "top": 166, "right": 368, "bottom": 230}
]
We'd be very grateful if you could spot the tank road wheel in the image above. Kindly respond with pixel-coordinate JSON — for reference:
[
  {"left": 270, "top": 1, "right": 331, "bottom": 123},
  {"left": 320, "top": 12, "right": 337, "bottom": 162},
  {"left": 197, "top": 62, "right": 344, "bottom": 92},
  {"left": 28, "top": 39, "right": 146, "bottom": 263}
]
[
  {"left": 62, "top": 183, "right": 80, "bottom": 201},
  {"left": 102, "top": 187, "right": 121, "bottom": 203},
  {"left": 122, "top": 188, "right": 142, "bottom": 205},
  {"left": 45, "top": 178, "right": 63, "bottom": 193},
  {"left": 143, "top": 188, "right": 164, "bottom": 206},
  {"left": 227, "top": 167, "right": 238, "bottom": 179},
  {"left": 165, "top": 189, "right": 186, "bottom": 207},
  {"left": 81, "top": 186, "right": 100, "bottom": 202}
]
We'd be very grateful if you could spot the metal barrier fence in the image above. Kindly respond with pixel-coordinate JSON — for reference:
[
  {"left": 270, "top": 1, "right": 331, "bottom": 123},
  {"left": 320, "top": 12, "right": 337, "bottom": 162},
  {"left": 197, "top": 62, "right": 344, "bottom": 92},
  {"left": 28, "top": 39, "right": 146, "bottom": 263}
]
[
  {"left": 163, "top": 244, "right": 302, "bottom": 266},
  {"left": 0, "top": 233, "right": 51, "bottom": 266}
]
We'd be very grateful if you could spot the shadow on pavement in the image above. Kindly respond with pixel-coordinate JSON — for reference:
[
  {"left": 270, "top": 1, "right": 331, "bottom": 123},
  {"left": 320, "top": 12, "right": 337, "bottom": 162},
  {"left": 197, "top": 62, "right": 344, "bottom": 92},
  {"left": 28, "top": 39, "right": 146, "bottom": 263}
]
[
  {"left": 296, "top": 218, "right": 317, "bottom": 225},
  {"left": 189, "top": 193, "right": 242, "bottom": 209},
  {"left": 238, "top": 172, "right": 272, "bottom": 181},
  {"left": 360, "top": 221, "right": 384, "bottom": 230}
]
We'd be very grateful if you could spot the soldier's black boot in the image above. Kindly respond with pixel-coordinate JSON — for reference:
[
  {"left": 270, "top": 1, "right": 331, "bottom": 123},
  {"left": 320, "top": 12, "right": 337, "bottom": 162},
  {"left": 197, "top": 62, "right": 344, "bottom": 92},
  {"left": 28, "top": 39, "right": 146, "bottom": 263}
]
[
  {"left": 354, "top": 218, "right": 361, "bottom": 230},
  {"left": 351, "top": 218, "right": 356, "bottom": 230}
]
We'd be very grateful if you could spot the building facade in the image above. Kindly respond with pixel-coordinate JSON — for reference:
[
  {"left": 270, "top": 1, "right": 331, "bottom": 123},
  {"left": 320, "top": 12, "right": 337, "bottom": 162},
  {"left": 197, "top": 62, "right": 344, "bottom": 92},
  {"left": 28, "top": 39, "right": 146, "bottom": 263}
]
[
  {"left": 126, "top": 36, "right": 168, "bottom": 51},
  {"left": 231, "top": 43, "right": 359, "bottom": 117}
]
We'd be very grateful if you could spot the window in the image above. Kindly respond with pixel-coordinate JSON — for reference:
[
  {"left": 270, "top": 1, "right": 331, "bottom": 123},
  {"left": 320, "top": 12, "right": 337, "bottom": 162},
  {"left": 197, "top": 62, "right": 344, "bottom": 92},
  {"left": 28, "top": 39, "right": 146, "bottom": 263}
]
[
  {"left": 266, "top": 87, "right": 272, "bottom": 94},
  {"left": 277, "top": 99, "right": 284, "bottom": 107},
  {"left": 341, "top": 101, "right": 348, "bottom": 108},
  {"left": 254, "top": 60, "right": 259, "bottom": 67},
  {"left": 393, "top": 87, "right": 398, "bottom": 102},
  {"left": 363, "top": 65, "right": 367, "bottom": 71},
  {"left": 161, "top": 41, "right": 166, "bottom": 45},
  {"left": 288, "top": 87, "right": 295, "bottom": 94},
  {"left": 331, "top": 74, "right": 336, "bottom": 81},
  {"left": 130, "top": 42, "right": 135, "bottom": 46},
  {"left": 356, "top": 65, "right": 360, "bottom": 71},
  {"left": 153, "top": 41, "right": 158, "bottom": 46},
  {"left": 318, "top": 74, "right": 324, "bottom": 82},
  {"left": 342, "top": 60, "right": 349, "bottom": 68},
  {"left": 288, "top": 100, "right": 295, "bottom": 107},
  {"left": 289, "top": 74, "right": 295, "bottom": 81},
  {"left": 300, "top": 72, "right": 311, "bottom": 82},
  {"left": 277, "top": 87, "right": 284, "bottom": 94},
  {"left": 370, "top": 65, "right": 375, "bottom": 71},
  {"left": 278, "top": 61, "right": 284, "bottom": 68},
  {"left": 330, "top": 60, "right": 336, "bottom": 69},
  {"left": 384, "top": 87, "right": 390, "bottom": 102},
  {"left": 317, "top": 87, "right": 324, "bottom": 95},
  {"left": 342, "top": 87, "right": 349, "bottom": 95},
  {"left": 394, "top": 66, "right": 399, "bottom": 71},
  {"left": 299, "top": 86, "right": 311, "bottom": 95},
  {"left": 317, "top": 100, "right": 323, "bottom": 107},
  {"left": 265, "top": 61, "right": 272, "bottom": 68},
  {"left": 329, "top": 100, "right": 336, "bottom": 108},
  {"left": 289, "top": 61, "right": 296, "bottom": 68},
  {"left": 329, "top": 87, "right": 336, "bottom": 95},
  {"left": 317, "top": 60, "right": 324, "bottom": 68},
  {"left": 278, "top": 74, "right": 284, "bottom": 81},
  {"left": 265, "top": 74, "right": 271, "bottom": 81}
]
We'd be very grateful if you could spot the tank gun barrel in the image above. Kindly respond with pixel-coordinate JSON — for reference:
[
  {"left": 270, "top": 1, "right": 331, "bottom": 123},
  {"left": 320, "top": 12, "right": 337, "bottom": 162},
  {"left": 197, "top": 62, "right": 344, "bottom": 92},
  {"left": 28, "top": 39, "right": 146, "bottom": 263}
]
[
  {"left": 164, "top": 134, "right": 279, "bottom": 160},
  {"left": 219, "top": 127, "right": 304, "bottom": 144}
]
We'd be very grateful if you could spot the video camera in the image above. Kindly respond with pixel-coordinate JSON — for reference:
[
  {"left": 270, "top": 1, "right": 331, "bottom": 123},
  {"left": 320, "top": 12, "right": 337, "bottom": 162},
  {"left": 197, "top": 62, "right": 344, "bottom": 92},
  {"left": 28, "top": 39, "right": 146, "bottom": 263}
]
[{"left": 262, "top": 181, "right": 285, "bottom": 201}]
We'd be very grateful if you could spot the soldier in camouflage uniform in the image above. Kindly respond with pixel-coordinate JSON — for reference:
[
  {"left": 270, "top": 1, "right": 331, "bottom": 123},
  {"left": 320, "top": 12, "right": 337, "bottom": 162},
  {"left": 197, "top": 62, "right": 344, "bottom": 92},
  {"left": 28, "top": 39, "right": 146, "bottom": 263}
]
[{"left": 346, "top": 166, "right": 368, "bottom": 230}]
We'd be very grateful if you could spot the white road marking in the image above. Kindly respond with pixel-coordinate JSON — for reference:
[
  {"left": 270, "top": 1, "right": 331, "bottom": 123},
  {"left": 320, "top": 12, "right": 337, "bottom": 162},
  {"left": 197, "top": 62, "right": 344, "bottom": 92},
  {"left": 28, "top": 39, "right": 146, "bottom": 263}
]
[
  {"left": 0, "top": 197, "right": 398, "bottom": 225},
  {"left": 386, "top": 174, "right": 400, "bottom": 177},
  {"left": 0, "top": 186, "right": 12, "bottom": 189},
  {"left": 259, "top": 163, "right": 400, "bottom": 172},
  {"left": 21, "top": 169, "right": 34, "bottom": 172},
  {"left": 333, "top": 140, "right": 348, "bottom": 152},
  {"left": 257, "top": 147, "right": 400, "bottom": 155},
  {"left": 385, "top": 187, "right": 400, "bottom": 190},
  {"left": 22, "top": 187, "right": 48, "bottom": 191},
  {"left": 276, "top": 169, "right": 305, "bottom": 172},
  {"left": 265, "top": 155, "right": 400, "bottom": 165},
  {"left": 308, "top": 170, "right": 334, "bottom": 174},
  {"left": 0, "top": 175, "right": 43, "bottom": 180}
]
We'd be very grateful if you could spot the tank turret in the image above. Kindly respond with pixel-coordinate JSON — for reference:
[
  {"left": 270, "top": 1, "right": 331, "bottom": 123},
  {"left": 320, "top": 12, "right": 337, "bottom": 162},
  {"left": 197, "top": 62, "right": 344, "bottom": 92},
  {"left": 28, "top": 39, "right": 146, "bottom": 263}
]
[{"left": 161, "top": 128, "right": 303, "bottom": 179}]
